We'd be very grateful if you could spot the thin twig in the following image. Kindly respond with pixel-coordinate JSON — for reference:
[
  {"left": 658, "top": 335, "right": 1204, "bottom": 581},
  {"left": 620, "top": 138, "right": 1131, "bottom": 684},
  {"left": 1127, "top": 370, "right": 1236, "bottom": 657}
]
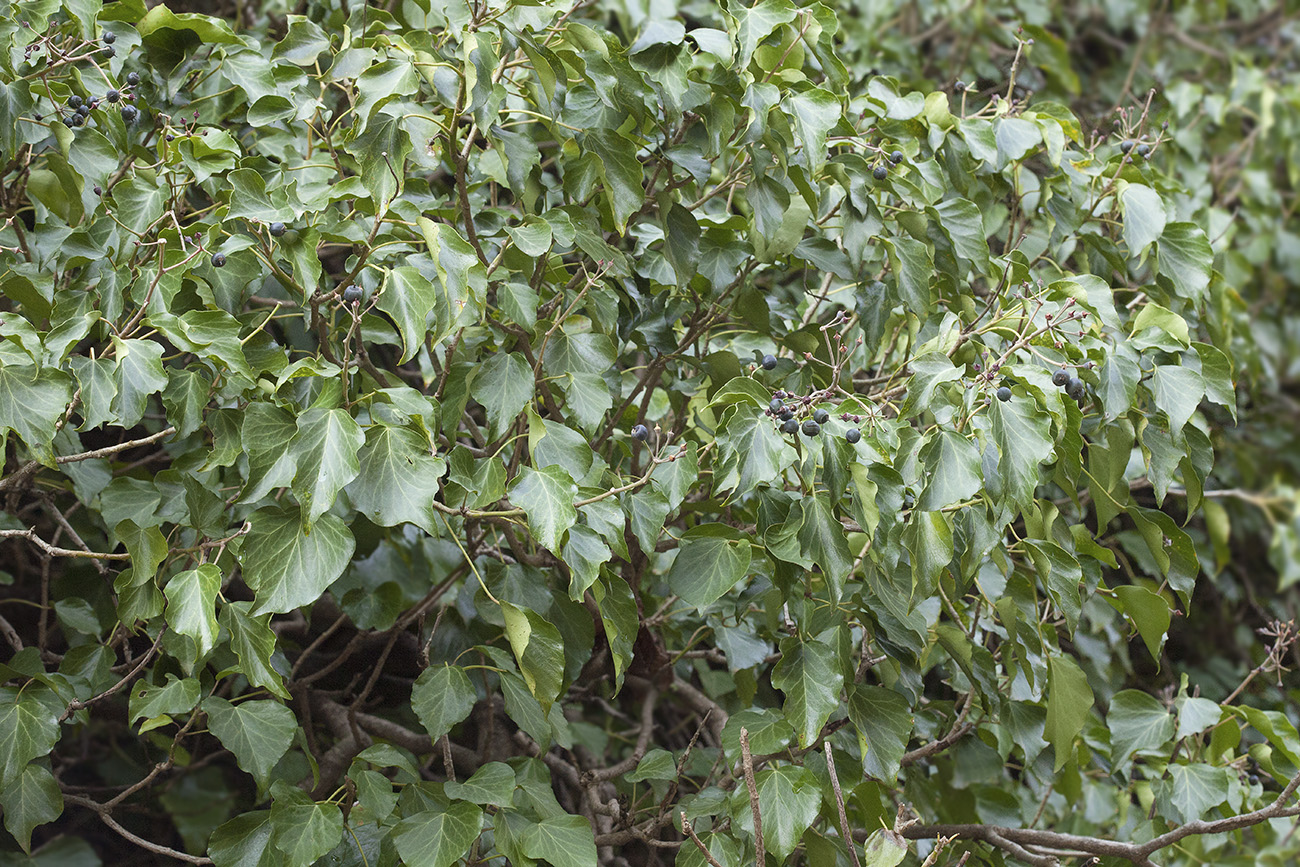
[
  {"left": 740, "top": 728, "right": 764, "bottom": 867},
  {"left": 825, "top": 741, "right": 863, "bottom": 867}
]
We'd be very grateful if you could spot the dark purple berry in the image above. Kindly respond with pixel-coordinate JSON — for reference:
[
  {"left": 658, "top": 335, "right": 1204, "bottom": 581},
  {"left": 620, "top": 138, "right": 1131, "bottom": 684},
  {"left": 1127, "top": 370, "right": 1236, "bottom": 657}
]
[
  {"left": 127, "top": 72, "right": 140, "bottom": 85},
  {"left": 342, "top": 286, "right": 363, "bottom": 303},
  {"left": 813, "top": 408, "right": 829, "bottom": 425},
  {"left": 121, "top": 105, "right": 138, "bottom": 123},
  {"left": 890, "top": 150, "right": 904, "bottom": 164},
  {"left": 845, "top": 428, "right": 861, "bottom": 444},
  {"left": 873, "top": 165, "right": 888, "bottom": 180},
  {"left": 761, "top": 354, "right": 777, "bottom": 370},
  {"left": 631, "top": 424, "right": 649, "bottom": 441},
  {"left": 801, "top": 420, "right": 821, "bottom": 437},
  {"left": 781, "top": 419, "right": 799, "bottom": 434},
  {"left": 1066, "top": 378, "right": 1085, "bottom": 401},
  {"left": 103, "top": 31, "right": 116, "bottom": 44},
  {"left": 102, "top": 45, "right": 115, "bottom": 58},
  {"left": 211, "top": 253, "right": 226, "bottom": 267},
  {"left": 996, "top": 386, "right": 1012, "bottom": 402},
  {"left": 270, "top": 221, "right": 287, "bottom": 237},
  {"left": 769, "top": 398, "right": 784, "bottom": 413},
  {"left": 1120, "top": 139, "right": 1134, "bottom": 153},
  {"left": 106, "top": 89, "right": 120, "bottom": 103}
]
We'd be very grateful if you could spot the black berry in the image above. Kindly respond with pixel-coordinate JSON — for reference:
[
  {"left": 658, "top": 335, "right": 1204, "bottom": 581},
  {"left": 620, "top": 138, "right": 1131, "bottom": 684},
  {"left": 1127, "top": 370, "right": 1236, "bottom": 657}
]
[
  {"left": 342, "top": 286, "right": 363, "bottom": 303},
  {"left": 996, "top": 386, "right": 1012, "bottom": 402},
  {"left": 1120, "top": 139, "right": 1134, "bottom": 153},
  {"left": 211, "top": 253, "right": 226, "bottom": 268},
  {"left": 890, "top": 150, "right": 904, "bottom": 164},
  {"left": 69, "top": 95, "right": 83, "bottom": 108},
  {"left": 631, "top": 424, "right": 649, "bottom": 441},
  {"left": 103, "top": 31, "right": 116, "bottom": 44},
  {"left": 1136, "top": 143, "right": 1150, "bottom": 157},
  {"left": 813, "top": 408, "right": 830, "bottom": 425},
  {"left": 106, "top": 89, "right": 120, "bottom": 103},
  {"left": 872, "top": 165, "right": 888, "bottom": 180},
  {"left": 801, "top": 420, "right": 820, "bottom": 437},
  {"left": 121, "top": 105, "right": 138, "bottom": 123},
  {"left": 76, "top": 105, "right": 89, "bottom": 117},
  {"left": 761, "top": 354, "right": 776, "bottom": 370},
  {"left": 102, "top": 45, "right": 115, "bottom": 58},
  {"left": 127, "top": 72, "right": 140, "bottom": 85},
  {"left": 781, "top": 419, "right": 799, "bottom": 435},
  {"left": 93, "top": 186, "right": 102, "bottom": 195},
  {"left": 1052, "top": 368, "right": 1069, "bottom": 387},
  {"left": 779, "top": 410, "right": 793, "bottom": 422},
  {"left": 769, "top": 398, "right": 784, "bottom": 413},
  {"left": 845, "top": 428, "right": 861, "bottom": 444},
  {"left": 71, "top": 114, "right": 84, "bottom": 126},
  {"left": 270, "top": 221, "right": 287, "bottom": 237},
  {"left": 1066, "top": 378, "right": 1085, "bottom": 401}
]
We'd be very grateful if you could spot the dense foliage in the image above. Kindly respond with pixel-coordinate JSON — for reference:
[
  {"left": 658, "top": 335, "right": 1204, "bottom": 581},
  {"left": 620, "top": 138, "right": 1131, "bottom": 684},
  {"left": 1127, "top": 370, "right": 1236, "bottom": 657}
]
[{"left": 1, "top": 1, "right": 1299, "bottom": 865}]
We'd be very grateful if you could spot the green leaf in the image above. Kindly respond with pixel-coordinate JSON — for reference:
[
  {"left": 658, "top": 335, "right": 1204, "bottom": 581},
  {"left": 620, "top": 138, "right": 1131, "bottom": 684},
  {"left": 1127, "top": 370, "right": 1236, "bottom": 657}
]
[
  {"left": 904, "top": 511, "right": 954, "bottom": 600},
  {"left": 584, "top": 130, "right": 644, "bottom": 232},
  {"left": 129, "top": 675, "right": 200, "bottom": 730},
  {"left": 666, "top": 524, "right": 753, "bottom": 609},
  {"left": 220, "top": 602, "right": 290, "bottom": 700},
  {"left": 289, "top": 408, "right": 364, "bottom": 528},
  {"left": 518, "top": 813, "right": 598, "bottom": 867},
  {"left": 1120, "top": 183, "right": 1167, "bottom": 254},
  {"left": 797, "top": 495, "right": 853, "bottom": 602},
  {"left": 1109, "top": 690, "right": 1176, "bottom": 769},
  {"left": 202, "top": 697, "right": 296, "bottom": 789},
  {"left": 860, "top": 829, "right": 908, "bottom": 867},
  {"left": 510, "top": 465, "right": 577, "bottom": 553},
  {"left": 472, "top": 352, "right": 534, "bottom": 438},
  {"left": 502, "top": 602, "right": 566, "bottom": 713},
  {"left": 111, "top": 338, "right": 168, "bottom": 429},
  {"left": 750, "top": 764, "right": 821, "bottom": 862},
  {"left": 268, "top": 784, "right": 344, "bottom": 867},
  {"left": 990, "top": 393, "right": 1054, "bottom": 510},
  {"left": 715, "top": 406, "right": 795, "bottom": 498},
  {"left": 377, "top": 266, "right": 437, "bottom": 364},
  {"left": 918, "top": 429, "right": 982, "bottom": 510},
  {"left": 209, "top": 811, "right": 274, "bottom": 867},
  {"left": 1151, "top": 365, "right": 1204, "bottom": 438},
  {"left": 393, "top": 801, "right": 484, "bottom": 867},
  {"left": 1156, "top": 223, "right": 1212, "bottom": 304},
  {"left": 1167, "top": 763, "right": 1231, "bottom": 823},
  {"left": 735, "top": 0, "right": 797, "bottom": 67},
  {"left": 0, "top": 365, "right": 73, "bottom": 465},
  {"left": 1194, "top": 342, "right": 1236, "bottom": 420},
  {"left": 136, "top": 4, "right": 240, "bottom": 42},
  {"left": 1114, "top": 585, "right": 1172, "bottom": 664},
  {"left": 0, "top": 762, "right": 62, "bottom": 853},
  {"left": 412, "top": 665, "right": 476, "bottom": 743},
  {"left": 1045, "top": 655, "right": 1093, "bottom": 771},
  {"left": 240, "top": 506, "right": 355, "bottom": 616},
  {"left": 0, "top": 688, "right": 60, "bottom": 789},
  {"left": 445, "top": 762, "right": 516, "bottom": 808},
  {"left": 164, "top": 565, "right": 221, "bottom": 660},
  {"left": 771, "top": 632, "right": 843, "bottom": 747},
  {"left": 347, "top": 423, "right": 446, "bottom": 535},
  {"left": 787, "top": 87, "right": 840, "bottom": 171},
  {"left": 848, "top": 684, "right": 913, "bottom": 782}
]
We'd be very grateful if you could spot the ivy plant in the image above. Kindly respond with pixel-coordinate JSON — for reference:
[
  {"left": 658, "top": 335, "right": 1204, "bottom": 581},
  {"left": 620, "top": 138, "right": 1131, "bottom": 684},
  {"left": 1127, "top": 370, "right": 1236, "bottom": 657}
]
[{"left": 1, "top": 0, "right": 1298, "bottom": 866}]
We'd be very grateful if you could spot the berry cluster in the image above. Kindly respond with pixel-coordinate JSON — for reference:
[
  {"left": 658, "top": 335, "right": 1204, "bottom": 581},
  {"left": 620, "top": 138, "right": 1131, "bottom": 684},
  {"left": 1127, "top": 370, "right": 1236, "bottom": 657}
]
[
  {"left": 764, "top": 391, "right": 863, "bottom": 444},
  {"left": 1053, "top": 367, "right": 1089, "bottom": 406},
  {"left": 48, "top": 69, "right": 145, "bottom": 131}
]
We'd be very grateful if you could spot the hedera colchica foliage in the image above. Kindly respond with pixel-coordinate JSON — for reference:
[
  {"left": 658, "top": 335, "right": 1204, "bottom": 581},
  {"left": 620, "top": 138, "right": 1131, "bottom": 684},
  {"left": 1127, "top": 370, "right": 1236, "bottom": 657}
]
[{"left": 1, "top": 0, "right": 1298, "bottom": 865}]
